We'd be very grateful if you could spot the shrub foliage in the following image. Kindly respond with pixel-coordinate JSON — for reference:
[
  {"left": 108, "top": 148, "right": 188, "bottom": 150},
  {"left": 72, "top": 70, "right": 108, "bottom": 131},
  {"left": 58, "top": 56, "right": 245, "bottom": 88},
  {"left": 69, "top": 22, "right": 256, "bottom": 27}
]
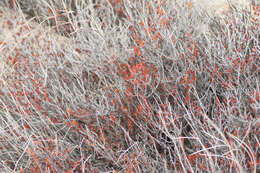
[{"left": 0, "top": 0, "right": 259, "bottom": 172}]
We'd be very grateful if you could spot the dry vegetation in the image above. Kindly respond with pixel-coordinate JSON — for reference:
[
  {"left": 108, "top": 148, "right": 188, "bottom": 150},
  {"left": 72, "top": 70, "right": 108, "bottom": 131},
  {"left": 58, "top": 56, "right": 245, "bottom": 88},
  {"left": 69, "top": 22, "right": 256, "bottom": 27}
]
[{"left": 0, "top": 0, "right": 259, "bottom": 172}]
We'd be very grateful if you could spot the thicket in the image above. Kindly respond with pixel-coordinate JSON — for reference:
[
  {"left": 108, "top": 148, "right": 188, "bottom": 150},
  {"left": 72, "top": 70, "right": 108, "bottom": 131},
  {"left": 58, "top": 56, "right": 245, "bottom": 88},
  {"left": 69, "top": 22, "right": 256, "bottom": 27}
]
[{"left": 0, "top": 0, "right": 259, "bottom": 172}]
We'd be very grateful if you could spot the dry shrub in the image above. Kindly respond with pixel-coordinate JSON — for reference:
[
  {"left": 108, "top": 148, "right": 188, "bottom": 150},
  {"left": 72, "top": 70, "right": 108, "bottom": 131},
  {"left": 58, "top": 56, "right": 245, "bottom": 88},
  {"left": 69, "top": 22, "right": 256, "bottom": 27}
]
[{"left": 0, "top": 0, "right": 259, "bottom": 172}]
